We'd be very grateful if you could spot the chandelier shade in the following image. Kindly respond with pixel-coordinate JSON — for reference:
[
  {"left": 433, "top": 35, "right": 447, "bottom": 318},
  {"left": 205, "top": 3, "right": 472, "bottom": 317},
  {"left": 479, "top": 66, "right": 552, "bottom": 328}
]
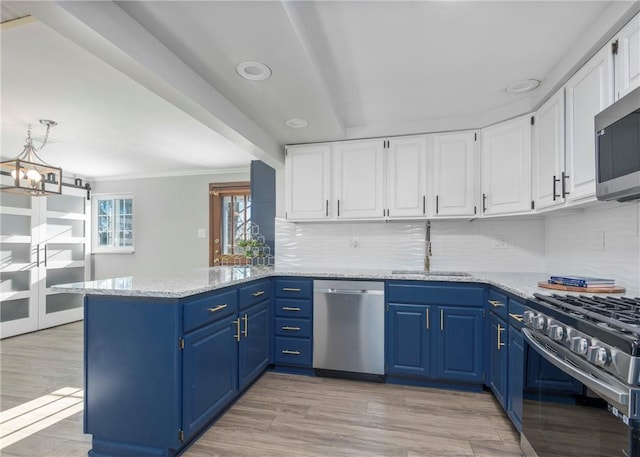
[{"left": 1, "top": 120, "right": 62, "bottom": 196}]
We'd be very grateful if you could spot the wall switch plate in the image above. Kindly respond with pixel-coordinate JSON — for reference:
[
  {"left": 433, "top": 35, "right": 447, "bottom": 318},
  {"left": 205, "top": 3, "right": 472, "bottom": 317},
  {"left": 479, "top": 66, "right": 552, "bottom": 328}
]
[
  {"left": 493, "top": 234, "right": 508, "bottom": 249},
  {"left": 197, "top": 229, "right": 207, "bottom": 239},
  {"left": 593, "top": 231, "right": 605, "bottom": 251}
]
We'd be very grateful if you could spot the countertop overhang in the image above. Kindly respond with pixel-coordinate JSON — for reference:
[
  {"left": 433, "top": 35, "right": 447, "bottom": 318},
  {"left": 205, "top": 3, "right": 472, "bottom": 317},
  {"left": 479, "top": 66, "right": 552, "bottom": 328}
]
[{"left": 52, "top": 266, "right": 640, "bottom": 302}]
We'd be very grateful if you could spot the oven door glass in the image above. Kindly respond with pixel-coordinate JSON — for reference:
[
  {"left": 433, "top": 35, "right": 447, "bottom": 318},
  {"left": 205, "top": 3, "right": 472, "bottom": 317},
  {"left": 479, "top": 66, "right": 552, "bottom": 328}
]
[{"left": 522, "top": 329, "right": 637, "bottom": 457}]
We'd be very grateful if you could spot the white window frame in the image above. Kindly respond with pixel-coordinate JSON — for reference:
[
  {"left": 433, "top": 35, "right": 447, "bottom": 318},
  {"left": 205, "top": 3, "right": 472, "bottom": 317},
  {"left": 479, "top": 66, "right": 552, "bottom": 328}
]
[{"left": 92, "top": 193, "right": 135, "bottom": 254}]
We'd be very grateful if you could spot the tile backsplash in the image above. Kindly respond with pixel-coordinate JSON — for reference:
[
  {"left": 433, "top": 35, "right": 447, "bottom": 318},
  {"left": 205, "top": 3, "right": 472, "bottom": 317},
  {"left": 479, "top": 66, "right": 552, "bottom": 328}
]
[{"left": 275, "top": 201, "right": 640, "bottom": 290}]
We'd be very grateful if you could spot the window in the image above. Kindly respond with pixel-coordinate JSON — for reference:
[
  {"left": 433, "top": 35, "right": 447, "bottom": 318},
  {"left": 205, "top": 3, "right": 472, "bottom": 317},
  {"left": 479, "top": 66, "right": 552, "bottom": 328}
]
[
  {"left": 92, "top": 194, "right": 134, "bottom": 253},
  {"left": 209, "top": 183, "right": 251, "bottom": 266}
]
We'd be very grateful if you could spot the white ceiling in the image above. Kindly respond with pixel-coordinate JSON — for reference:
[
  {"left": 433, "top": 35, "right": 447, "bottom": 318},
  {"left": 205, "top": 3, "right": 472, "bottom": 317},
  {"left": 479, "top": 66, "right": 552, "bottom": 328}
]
[{"left": 1, "top": 1, "right": 638, "bottom": 181}]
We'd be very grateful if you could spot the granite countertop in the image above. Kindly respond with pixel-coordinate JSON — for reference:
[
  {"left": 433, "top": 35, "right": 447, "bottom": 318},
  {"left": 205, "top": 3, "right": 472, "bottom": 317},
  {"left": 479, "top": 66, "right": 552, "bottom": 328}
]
[{"left": 53, "top": 266, "right": 639, "bottom": 300}]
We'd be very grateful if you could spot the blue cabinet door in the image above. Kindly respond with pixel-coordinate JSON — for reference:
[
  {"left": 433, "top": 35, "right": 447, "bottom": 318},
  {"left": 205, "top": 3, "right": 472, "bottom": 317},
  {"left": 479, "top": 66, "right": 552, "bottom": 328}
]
[
  {"left": 488, "top": 312, "right": 508, "bottom": 407},
  {"left": 238, "top": 300, "right": 270, "bottom": 390},
  {"left": 387, "top": 304, "right": 431, "bottom": 376},
  {"left": 507, "top": 327, "right": 524, "bottom": 431},
  {"left": 437, "top": 306, "right": 484, "bottom": 382},
  {"left": 182, "top": 315, "right": 238, "bottom": 440}
]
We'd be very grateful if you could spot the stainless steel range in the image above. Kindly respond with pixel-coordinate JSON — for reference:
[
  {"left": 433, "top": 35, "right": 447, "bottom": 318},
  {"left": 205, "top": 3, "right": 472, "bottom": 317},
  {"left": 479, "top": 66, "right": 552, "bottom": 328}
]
[{"left": 521, "top": 293, "right": 640, "bottom": 457}]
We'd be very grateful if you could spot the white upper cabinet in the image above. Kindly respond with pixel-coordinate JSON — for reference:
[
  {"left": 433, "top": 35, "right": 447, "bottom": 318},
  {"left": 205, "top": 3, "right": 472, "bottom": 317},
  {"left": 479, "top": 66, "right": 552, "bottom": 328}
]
[
  {"left": 333, "top": 139, "right": 385, "bottom": 219},
  {"left": 481, "top": 115, "right": 533, "bottom": 216},
  {"left": 613, "top": 12, "right": 640, "bottom": 100},
  {"left": 285, "top": 143, "right": 332, "bottom": 220},
  {"left": 533, "top": 90, "right": 565, "bottom": 210},
  {"left": 565, "top": 44, "right": 615, "bottom": 203},
  {"left": 386, "top": 135, "right": 428, "bottom": 218},
  {"left": 432, "top": 131, "right": 478, "bottom": 217}
]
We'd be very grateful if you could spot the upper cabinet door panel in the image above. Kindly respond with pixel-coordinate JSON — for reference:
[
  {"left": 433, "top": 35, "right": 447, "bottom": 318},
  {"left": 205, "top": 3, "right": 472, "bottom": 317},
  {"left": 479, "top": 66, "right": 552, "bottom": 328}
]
[
  {"left": 565, "top": 44, "right": 614, "bottom": 203},
  {"left": 433, "top": 131, "right": 477, "bottom": 217},
  {"left": 614, "top": 12, "right": 640, "bottom": 100},
  {"left": 481, "top": 115, "right": 532, "bottom": 215},
  {"left": 285, "top": 144, "right": 331, "bottom": 220},
  {"left": 533, "top": 90, "right": 565, "bottom": 210},
  {"left": 386, "top": 136, "right": 428, "bottom": 218},
  {"left": 333, "top": 139, "right": 385, "bottom": 219}
]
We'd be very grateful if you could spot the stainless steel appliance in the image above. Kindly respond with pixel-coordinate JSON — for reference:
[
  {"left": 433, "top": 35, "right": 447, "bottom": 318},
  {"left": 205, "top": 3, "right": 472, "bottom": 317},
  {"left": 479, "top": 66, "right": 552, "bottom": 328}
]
[
  {"left": 313, "top": 280, "right": 385, "bottom": 379},
  {"left": 522, "top": 293, "right": 640, "bottom": 457},
  {"left": 595, "top": 85, "right": 640, "bottom": 202}
]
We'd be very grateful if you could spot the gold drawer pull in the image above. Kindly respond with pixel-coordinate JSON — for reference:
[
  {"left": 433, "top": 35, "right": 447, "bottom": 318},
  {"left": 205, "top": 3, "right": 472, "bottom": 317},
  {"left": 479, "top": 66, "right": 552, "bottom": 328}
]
[
  {"left": 488, "top": 300, "right": 505, "bottom": 308},
  {"left": 282, "top": 307, "right": 301, "bottom": 311},
  {"left": 282, "top": 326, "right": 301, "bottom": 331},
  {"left": 252, "top": 290, "right": 265, "bottom": 297},
  {"left": 208, "top": 304, "right": 228, "bottom": 313},
  {"left": 509, "top": 313, "right": 524, "bottom": 322},
  {"left": 282, "top": 288, "right": 301, "bottom": 292},
  {"left": 282, "top": 350, "right": 301, "bottom": 355}
]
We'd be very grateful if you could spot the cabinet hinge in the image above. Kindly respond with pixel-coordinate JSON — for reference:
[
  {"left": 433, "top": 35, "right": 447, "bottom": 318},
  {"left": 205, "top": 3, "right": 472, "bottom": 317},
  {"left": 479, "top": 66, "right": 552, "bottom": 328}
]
[
  {"left": 482, "top": 309, "right": 486, "bottom": 319},
  {"left": 179, "top": 338, "right": 185, "bottom": 350},
  {"left": 179, "top": 429, "right": 184, "bottom": 442},
  {"left": 474, "top": 206, "right": 477, "bottom": 215},
  {"left": 531, "top": 200, "right": 535, "bottom": 210},
  {"left": 474, "top": 132, "right": 477, "bottom": 141},
  {"left": 530, "top": 116, "right": 535, "bottom": 126},
  {"left": 612, "top": 39, "right": 619, "bottom": 55}
]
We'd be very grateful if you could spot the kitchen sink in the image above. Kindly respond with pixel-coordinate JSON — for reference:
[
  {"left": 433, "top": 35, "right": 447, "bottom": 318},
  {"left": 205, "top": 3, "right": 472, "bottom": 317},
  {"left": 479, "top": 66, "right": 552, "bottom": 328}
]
[{"left": 391, "top": 270, "right": 471, "bottom": 277}]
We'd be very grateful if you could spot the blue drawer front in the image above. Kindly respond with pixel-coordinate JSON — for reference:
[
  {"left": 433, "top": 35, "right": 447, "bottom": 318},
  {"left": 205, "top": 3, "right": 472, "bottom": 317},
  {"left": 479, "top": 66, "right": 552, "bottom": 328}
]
[
  {"left": 183, "top": 289, "right": 238, "bottom": 333},
  {"left": 275, "top": 337, "right": 312, "bottom": 366},
  {"left": 488, "top": 290, "right": 508, "bottom": 320},
  {"left": 274, "top": 279, "right": 312, "bottom": 299},
  {"left": 387, "top": 282, "right": 484, "bottom": 306},
  {"left": 238, "top": 280, "right": 271, "bottom": 310},
  {"left": 508, "top": 298, "right": 525, "bottom": 330},
  {"left": 275, "top": 318, "right": 312, "bottom": 338},
  {"left": 275, "top": 299, "right": 312, "bottom": 318}
]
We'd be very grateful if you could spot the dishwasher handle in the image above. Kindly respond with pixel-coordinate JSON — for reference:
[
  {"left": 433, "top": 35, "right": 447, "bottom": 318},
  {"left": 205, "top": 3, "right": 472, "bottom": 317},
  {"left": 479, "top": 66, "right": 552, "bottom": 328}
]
[{"left": 319, "top": 288, "right": 384, "bottom": 295}]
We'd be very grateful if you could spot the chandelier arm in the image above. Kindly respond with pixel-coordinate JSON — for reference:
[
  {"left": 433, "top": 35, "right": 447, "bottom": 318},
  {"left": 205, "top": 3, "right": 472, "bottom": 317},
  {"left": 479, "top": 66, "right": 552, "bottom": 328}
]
[{"left": 28, "top": 148, "right": 57, "bottom": 168}]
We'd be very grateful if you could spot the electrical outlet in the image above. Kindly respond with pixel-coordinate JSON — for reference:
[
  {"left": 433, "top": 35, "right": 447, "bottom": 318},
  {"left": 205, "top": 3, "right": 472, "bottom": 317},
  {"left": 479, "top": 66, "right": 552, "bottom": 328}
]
[
  {"left": 593, "top": 231, "right": 605, "bottom": 251},
  {"left": 493, "top": 235, "right": 508, "bottom": 249},
  {"left": 197, "top": 228, "right": 207, "bottom": 239}
]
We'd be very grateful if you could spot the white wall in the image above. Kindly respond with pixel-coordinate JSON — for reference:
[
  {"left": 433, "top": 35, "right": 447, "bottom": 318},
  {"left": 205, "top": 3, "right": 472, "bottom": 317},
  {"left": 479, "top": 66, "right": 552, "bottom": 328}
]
[
  {"left": 544, "top": 201, "right": 640, "bottom": 289},
  {"left": 92, "top": 171, "right": 249, "bottom": 279},
  {"left": 275, "top": 217, "right": 546, "bottom": 272}
]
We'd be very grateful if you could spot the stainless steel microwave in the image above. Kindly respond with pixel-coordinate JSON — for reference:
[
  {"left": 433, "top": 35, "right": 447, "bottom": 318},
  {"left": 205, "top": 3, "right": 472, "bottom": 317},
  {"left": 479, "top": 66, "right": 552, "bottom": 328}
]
[{"left": 595, "top": 86, "right": 640, "bottom": 202}]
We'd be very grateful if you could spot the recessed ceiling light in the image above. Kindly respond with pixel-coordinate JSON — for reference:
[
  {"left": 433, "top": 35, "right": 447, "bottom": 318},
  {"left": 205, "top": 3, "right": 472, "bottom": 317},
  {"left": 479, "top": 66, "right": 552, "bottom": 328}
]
[
  {"left": 236, "top": 61, "right": 271, "bottom": 81},
  {"left": 285, "top": 118, "right": 309, "bottom": 128},
  {"left": 505, "top": 79, "right": 540, "bottom": 94}
]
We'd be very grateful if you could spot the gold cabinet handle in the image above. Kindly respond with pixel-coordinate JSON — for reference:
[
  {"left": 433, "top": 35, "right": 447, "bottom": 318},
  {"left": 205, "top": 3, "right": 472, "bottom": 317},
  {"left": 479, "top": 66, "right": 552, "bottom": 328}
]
[
  {"left": 233, "top": 318, "right": 240, "bottom": 342},
  {"left": 425, "top": 308, "right": 430, "bottom": 330},
  {"left": 242, "top": 314, "right": 248, "bottom": 337},
  {"left": 488, "top": 300, "right": 505, "bottom": 308},
  {"left": 282, "top": 326, "right": 301, "bottom": 331},
  {"left": 497, "top": 324, "right": 505, "bottom": 349},
  {"left": 282, "top": 288, "right": 301, "bottom": 292},
  {"left": 282, "top": 307, "right": 301, "bottom": 311},
  {"left": 252, "top": 290, "right": 265, "bottom": 297},
  {"left": 282, "top": 350, "right": 301, "bottom": 355},
  {"left": 509, "top": 313, "right": 524, "bottom": 322},
  {"left": 207, "top": 304, "right": 227, "bottom": 313},
  {"left": 440, "top": 309, "right": 444, "bottom": 331}
]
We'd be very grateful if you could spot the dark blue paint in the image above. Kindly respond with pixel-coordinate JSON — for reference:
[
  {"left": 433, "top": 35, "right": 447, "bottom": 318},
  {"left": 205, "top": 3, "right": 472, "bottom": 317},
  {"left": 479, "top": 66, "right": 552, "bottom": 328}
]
[
  {"left": 437, "top": 306, "right": 484, "bottom": 382},
  {"left": 386, "top": 304, "right": 431, "bottom": 376},
  {"left": 183, "top": 289, "right": 238, "bottom": 333},
  {"left": 250, "top": 160, "right": 275, "bottom": 257},
  {"left": 239, "top": 300, "right": 270, "bottom": 390},
  {"left": 274, "top": 278, "right": 313, "bottom": 299},
  {"left": 508, "top": 326, "right": 524, "bottom": 432},
  {"left": 489, "top": 312, "right": 508, "bottom": 408}
]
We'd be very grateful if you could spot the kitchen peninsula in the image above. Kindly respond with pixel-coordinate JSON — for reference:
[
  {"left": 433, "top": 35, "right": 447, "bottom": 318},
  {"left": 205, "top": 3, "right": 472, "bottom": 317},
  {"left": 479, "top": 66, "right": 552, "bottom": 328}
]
[{"left": 56, "top": 266, "right": 636, "bottom": 457}]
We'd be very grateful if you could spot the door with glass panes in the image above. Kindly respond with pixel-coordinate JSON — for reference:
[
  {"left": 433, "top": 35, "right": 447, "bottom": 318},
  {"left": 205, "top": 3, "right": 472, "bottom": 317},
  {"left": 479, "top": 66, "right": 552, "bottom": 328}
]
[{"left": 209, "top": 183, "right": 251, "bottom": 266}]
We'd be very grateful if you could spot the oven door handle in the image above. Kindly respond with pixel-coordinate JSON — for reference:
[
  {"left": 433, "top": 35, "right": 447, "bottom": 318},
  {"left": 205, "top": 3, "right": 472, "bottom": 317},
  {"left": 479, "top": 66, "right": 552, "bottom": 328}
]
[{"left": 523, "top": 328, "right": 629, "bottom": 407}]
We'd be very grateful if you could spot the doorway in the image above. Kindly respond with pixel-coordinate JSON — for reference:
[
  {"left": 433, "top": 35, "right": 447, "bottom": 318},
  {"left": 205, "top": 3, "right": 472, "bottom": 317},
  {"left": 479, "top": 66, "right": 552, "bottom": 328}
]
[{"left": 209, "top": 182, "right": 251, "bottom": 266}]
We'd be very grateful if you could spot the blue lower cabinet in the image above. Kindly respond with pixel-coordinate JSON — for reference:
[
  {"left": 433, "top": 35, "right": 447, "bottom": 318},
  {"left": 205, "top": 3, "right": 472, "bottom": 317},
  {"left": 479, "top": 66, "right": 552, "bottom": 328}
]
[
  {"left": 489, "top": 312, "right": 508, "bottom": 408},
  {"left": 387, "top": 304, "right": 432, "bottom": 376},
  {"left": 438, "top": 306, "right": 484, "bottom": 383},
  {"left": 238, "top": 300, "right": 270, "bottom": 390},
  {"left": 507, "top": 327, "right": 524, "bottom": 431},
  {"left": 182, "top": 316, "right": 238, "bottom": 440},
  {"left": 275, "top": 337, "right": 312, "bottom": 366}
]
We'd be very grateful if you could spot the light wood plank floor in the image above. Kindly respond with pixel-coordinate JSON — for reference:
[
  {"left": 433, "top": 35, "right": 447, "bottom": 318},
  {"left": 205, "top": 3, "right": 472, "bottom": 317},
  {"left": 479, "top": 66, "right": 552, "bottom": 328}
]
[{"left": 1, "top": 322, "right": 521, "bottom": 457}]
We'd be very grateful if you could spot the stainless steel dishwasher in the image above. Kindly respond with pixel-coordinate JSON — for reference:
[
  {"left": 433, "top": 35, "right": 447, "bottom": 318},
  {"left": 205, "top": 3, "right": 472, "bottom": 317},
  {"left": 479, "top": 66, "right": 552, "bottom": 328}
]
[{"left": 313, "top": 280, "right": 385, "bottom": 379}]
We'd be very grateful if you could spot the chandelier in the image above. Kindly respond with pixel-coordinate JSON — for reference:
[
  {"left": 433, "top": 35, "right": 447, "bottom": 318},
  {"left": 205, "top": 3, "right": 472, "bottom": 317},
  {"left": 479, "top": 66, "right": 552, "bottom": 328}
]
[{"left": 1, "top": 120, "right": 62, "bottom": 196}]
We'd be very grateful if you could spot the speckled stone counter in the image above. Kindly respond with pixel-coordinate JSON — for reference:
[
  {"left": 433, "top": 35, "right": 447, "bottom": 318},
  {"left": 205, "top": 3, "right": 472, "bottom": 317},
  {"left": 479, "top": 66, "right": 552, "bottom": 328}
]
[{"left": 54, "top": 266, "right": 638, "bottom": 300}]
